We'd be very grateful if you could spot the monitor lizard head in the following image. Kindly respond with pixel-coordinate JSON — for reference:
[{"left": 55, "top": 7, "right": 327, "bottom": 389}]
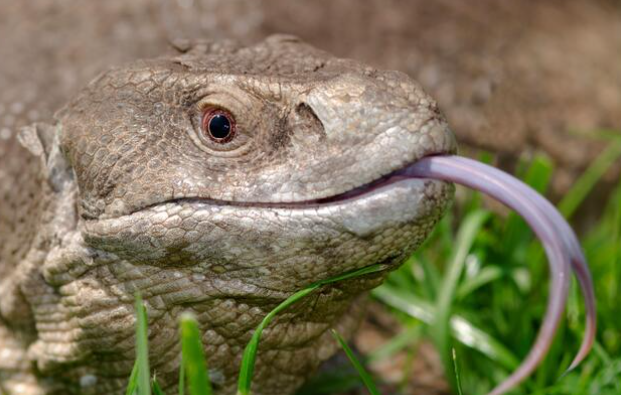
[{"left": 20, "top": 35, "right": 455, "bottom": 394}]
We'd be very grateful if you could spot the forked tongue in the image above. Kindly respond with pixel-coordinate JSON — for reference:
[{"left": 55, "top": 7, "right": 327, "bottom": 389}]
[{"left": 402, "top": 155, "right": 596, "bottom": 395}]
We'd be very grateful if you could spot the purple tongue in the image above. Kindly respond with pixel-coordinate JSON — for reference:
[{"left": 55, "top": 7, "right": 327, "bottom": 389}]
[{"left": 403, "top": 155, "right": 596, "bottom": 395}]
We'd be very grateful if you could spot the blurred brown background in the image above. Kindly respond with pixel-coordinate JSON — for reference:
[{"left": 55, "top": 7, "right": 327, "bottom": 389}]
[{"left": 1, "top": 0, "right": 619, "bottom": 212}]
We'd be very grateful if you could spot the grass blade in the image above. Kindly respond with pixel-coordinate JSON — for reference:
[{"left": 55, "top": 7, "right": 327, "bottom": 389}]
[
  {"left": 433, "top": 210, "right": 489, "bottom": 389},
  {"left": 125, "top": 360, "right": 140, "bottom": 395},
  {"left": 180, "top": 313, "right": 213, "bottom": 395},
  {"left": 456, "top": 265, "right": 503, "bottom": 300},
  {"left": 559, "top": 140, "right": 621, "bottom": 219},
  {"left": 135, "top": 293, "right": 151, "bottom": 395},
  {"left": 452, "top": 348, "right": 464, "bottom": 395},
  {"left": 331, "top": 329, "right": 381, "bottom": 395},
  {"left": 152, "top": 376, "right": 165, "bottom": 395},
  {"left": 237, "top": 286, "right": 318, "bottom": 395},
  {"left": 367, "top": 324, "right": 421, "bottom": 363},
  {"left": 179, "top": 354, "right": 185, "bottom": 395},
  {"left": 237, "top": 264, "right": 384, "bottom": 395},
  {"left": 373, "top": 285, "right": 519, "bottom": 369}
]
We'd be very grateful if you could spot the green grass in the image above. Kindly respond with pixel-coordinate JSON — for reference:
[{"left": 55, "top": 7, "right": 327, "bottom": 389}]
[
  {"left": 331, "top": 329, "right": 381, "bottom": 395},
  {"left": 127, "top": 265, "right": 385, "bottom": 395},
  {"left": 452, "top": 348, "right": 464, "bottom": 395},
  {"left": 127, "top": 136, "right": 621, "bottom": 394},
  {"left": 237, "top": 264, "right": 385, "bottom": 395},
  {"left": 180, "top": 313, "right": 213, "bottom": 395},
  {"left": 135, "top": 293, "right": 151, "bottom": 395}
]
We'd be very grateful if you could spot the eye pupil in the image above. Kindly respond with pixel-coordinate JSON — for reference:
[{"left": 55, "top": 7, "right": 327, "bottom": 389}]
[
  {"left": 201, "top": 108, "right": 236, "bottom": 143},
  {"left": 208, "top": 114, "right": 231, "bottom": 139}
]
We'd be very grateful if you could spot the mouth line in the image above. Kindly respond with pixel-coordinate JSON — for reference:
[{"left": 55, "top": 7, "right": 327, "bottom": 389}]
[
  {"left": 123, "top": 155, "right": 444, "bottom": 216},
  {"left": 303, "top": 170, "right": 415, "bottom": 205}
]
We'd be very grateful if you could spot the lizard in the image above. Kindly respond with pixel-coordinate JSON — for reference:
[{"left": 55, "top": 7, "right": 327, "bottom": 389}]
[{"left": 0, "top": 35, "right": 456, "bottom": 394}]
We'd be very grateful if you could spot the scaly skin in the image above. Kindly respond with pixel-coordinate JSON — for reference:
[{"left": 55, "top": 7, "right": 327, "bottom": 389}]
[{"left": 0, "top": 36, "right": 455, "bottom": 394}]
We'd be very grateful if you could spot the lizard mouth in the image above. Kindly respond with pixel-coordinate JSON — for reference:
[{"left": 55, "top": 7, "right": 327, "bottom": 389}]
[
  {"left": 267, "top": 152, "right": 452, "bottom": 207},
  {"left": 138, "top": 155, "right": 447, "bottom": 211},
  {"left": 305, "top": 162, "right": 430, "bottom": 205},
  {"left": 125, "top": 158, "right": 447, "bottom": 218}
]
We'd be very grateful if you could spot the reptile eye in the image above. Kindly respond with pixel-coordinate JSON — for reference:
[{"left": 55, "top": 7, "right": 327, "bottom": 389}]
[{"left": 201, "top": 108, "right": 236, "bottom": 143}]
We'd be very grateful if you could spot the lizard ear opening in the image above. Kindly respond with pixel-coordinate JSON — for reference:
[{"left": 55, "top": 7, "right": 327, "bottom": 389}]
[{"left": 18, "top": 122, "right": 73, "bottom": 193}]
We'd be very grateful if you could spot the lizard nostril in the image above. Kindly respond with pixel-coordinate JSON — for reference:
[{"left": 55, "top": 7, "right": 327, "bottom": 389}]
[
  {"left": 296, "top": 102, "right": 319, "bottom": 121},
  {"left": 293, "top": 102, "right": 325, "bottom": 138}
]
